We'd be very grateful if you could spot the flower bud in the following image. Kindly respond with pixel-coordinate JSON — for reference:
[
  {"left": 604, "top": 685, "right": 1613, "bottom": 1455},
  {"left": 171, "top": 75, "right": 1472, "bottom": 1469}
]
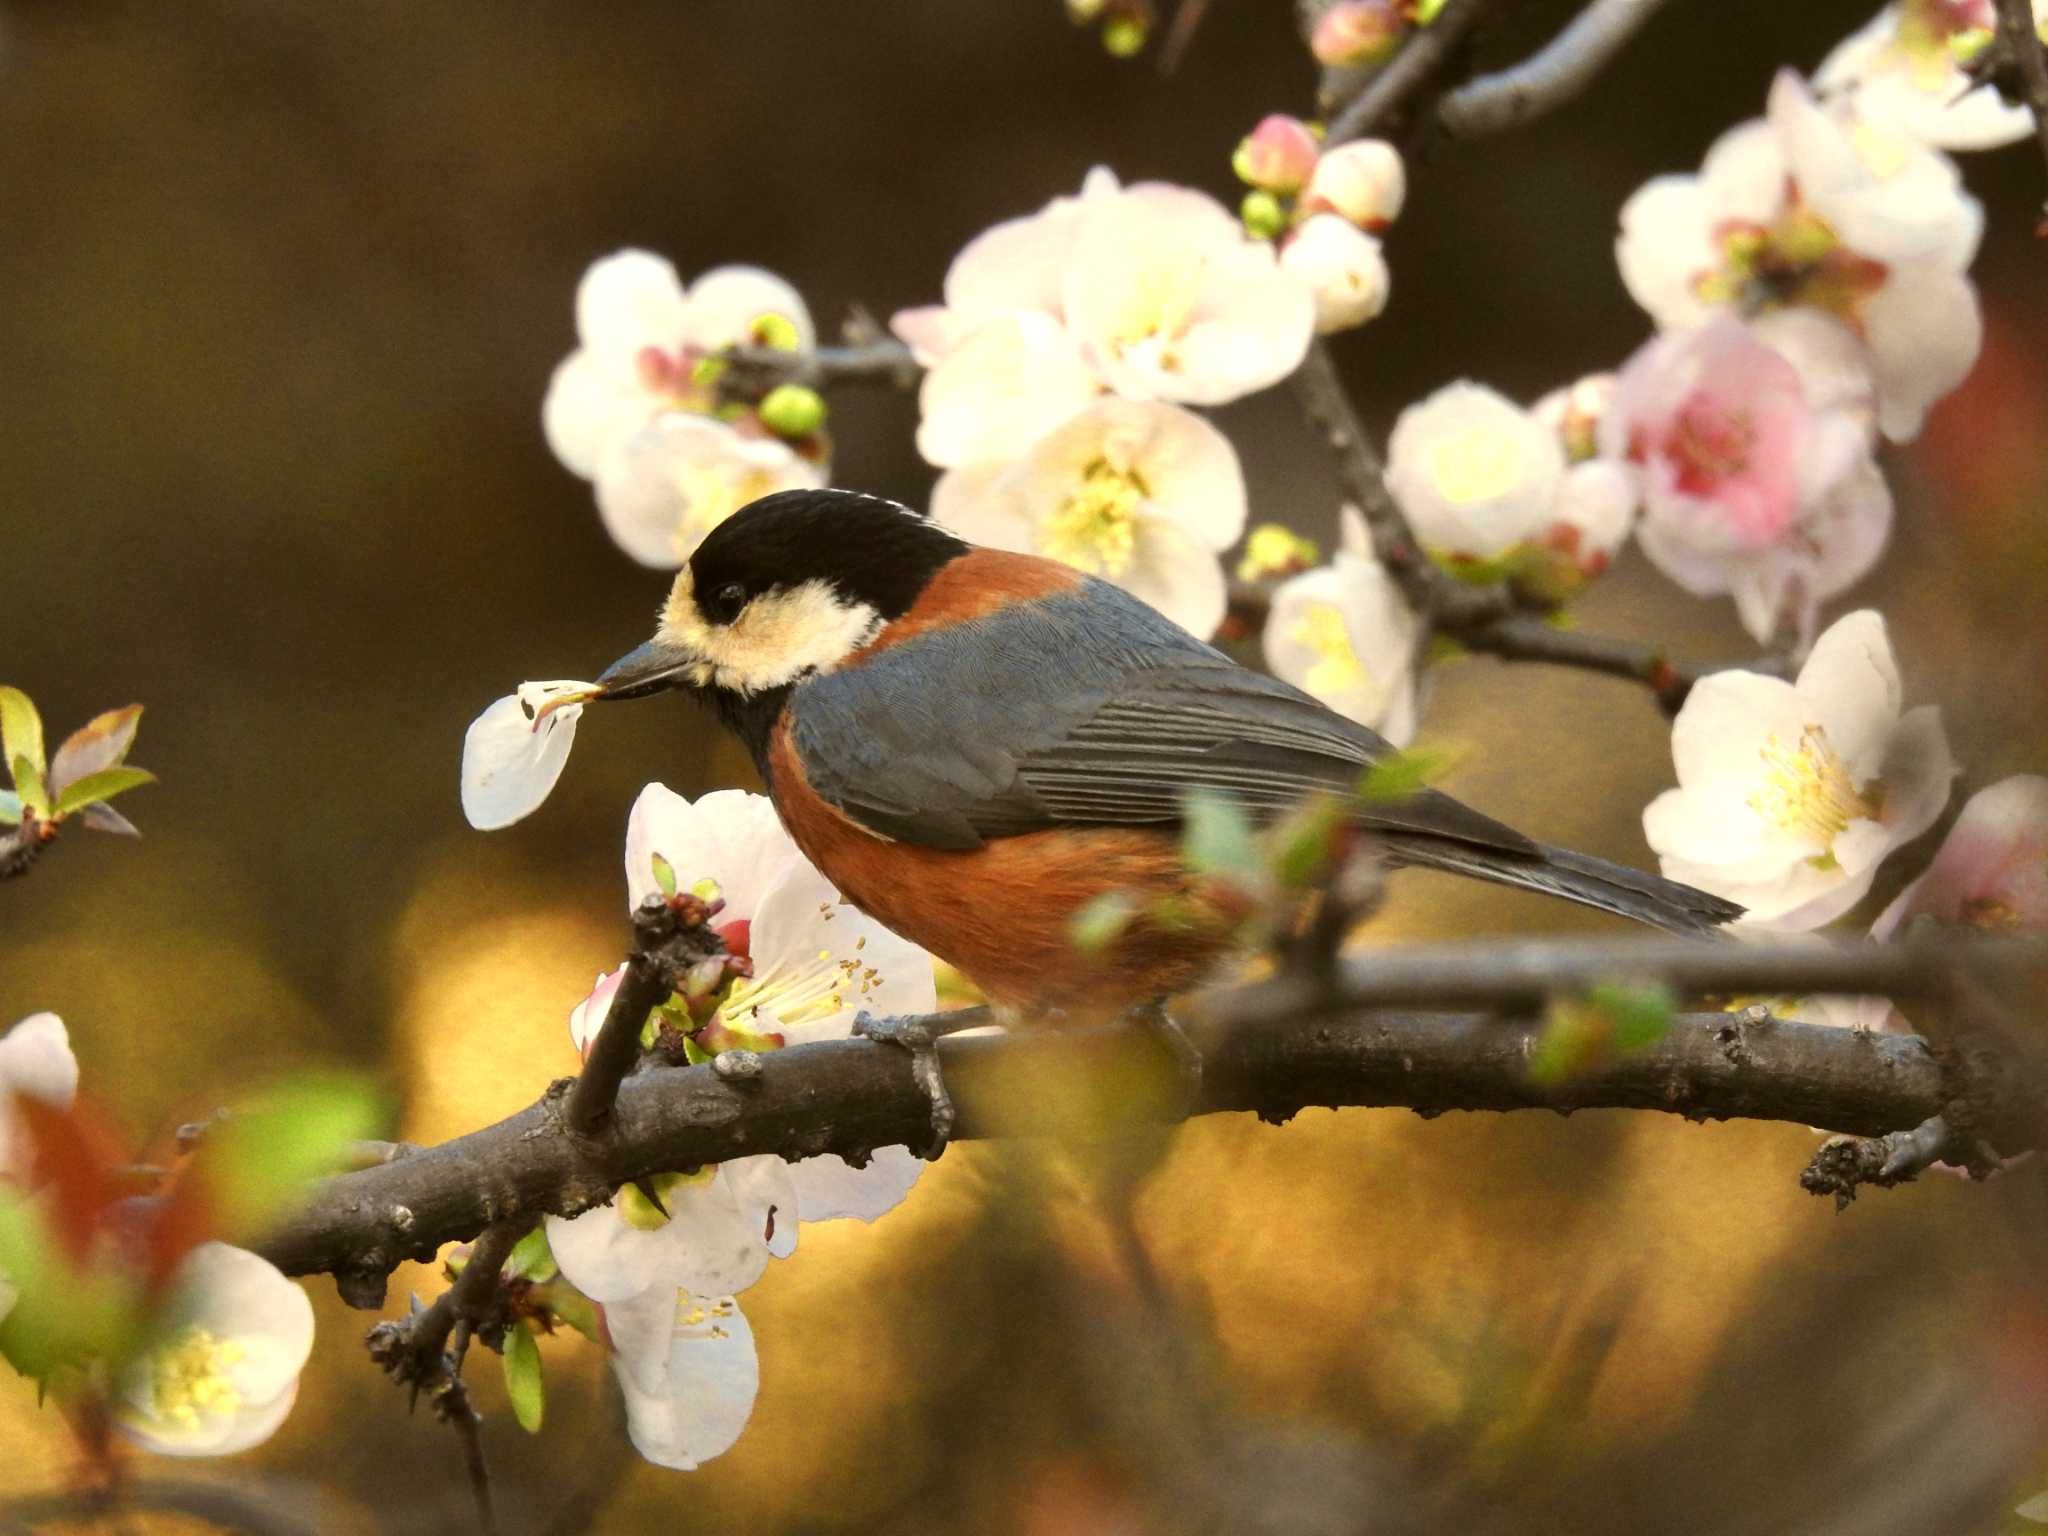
[
  {"left": 758, "top": 383, "right": 827, "bottom": 439},
  {"left": 1280, "top": 215, "right": 1390, "bottom": 334},
  {"left": 1531, "top": 372, "right": 1617, "bottom": 462},
  {"left": 1310, "top": 0, "right": 1405, "bottom": 67},
  {"left": 1102, "top": 11, "right": 1148, "bottom": 55},
  {"left": 1237, "top": 523, "right": 1321, "bottom": 581},
  {"left": 1232, "top": 114, "right": 1320, "bottom": 194},
  {"left": 1240, "top": 189, "right": 1288, "bottom": 241},
  {"left": 748, "top": 311, "right": 803, "bottom": 352},
  {"left": 1302, "top": 139, "right": 1405, "bottom": 229}
]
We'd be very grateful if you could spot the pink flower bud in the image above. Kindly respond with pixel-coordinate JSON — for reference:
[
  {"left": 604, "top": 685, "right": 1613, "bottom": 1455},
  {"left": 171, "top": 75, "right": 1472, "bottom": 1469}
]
[
  {"left": 1232, "top": 114, "right": 1321, "bottom": 195},
  {"left": 1310, "top": 0, "right": 1406, "bottom": 67},
  {"left": 1303, "top": 139, "right": 1405, "bottom": 230}
]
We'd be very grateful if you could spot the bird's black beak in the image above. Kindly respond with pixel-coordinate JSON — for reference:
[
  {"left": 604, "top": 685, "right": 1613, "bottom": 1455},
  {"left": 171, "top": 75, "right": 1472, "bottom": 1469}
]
[{"left": 595, "top": 637, "right": 699, "bottom": 701}]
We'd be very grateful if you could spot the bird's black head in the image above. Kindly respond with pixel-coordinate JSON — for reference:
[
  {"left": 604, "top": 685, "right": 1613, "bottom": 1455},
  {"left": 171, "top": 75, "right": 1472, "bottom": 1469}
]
[{"left": 596, "top": 489, "right": 970, "bottom": 702}]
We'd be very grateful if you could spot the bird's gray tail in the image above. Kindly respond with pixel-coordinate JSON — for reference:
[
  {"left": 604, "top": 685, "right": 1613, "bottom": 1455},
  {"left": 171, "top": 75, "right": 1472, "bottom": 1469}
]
[{"left": 1384, "top": 836, "right": 1743, "bottom": 935}]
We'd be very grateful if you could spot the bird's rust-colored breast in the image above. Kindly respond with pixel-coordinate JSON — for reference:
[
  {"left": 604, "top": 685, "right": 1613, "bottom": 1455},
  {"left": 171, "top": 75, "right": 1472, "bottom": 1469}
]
[
  {"left": 766, "top": 714, "right": 1243, "bottom": 1023},
  {"left": 845, "top": 548, "right": 1084, "bottom": 665}
]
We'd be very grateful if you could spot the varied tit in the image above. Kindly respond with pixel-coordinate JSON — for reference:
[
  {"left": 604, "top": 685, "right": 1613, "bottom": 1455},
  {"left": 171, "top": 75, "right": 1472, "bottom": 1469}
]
[{"left": 597, "top": 488, "right": 1736, "bottom": 1068}]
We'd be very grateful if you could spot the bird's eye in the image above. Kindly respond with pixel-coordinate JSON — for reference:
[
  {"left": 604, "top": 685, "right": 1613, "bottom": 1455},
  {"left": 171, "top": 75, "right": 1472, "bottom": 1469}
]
[{"left": 710, "top": 582, "right": 748, "bottom": 622}]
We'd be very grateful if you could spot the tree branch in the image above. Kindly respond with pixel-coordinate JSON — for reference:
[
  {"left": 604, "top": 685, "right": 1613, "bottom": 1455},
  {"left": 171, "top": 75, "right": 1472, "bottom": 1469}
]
[
  {"left": 1438, "top": 0, "right": 1677, "bottom": 138},
  {"left": 718, "top": 337, "right": 920, "bottom": 403},
  {"left": 1326, "top": 0, "right": 1500, "bottom": 144},
  {"left": 256, "top": 936, "right": 2042, "bottom": 1297},
  {"left": 1991, "top": 0, "right": 2048, "bottom": 229},
  {"left": 0, "top": 811, "right": 51, "bottom": 881}
]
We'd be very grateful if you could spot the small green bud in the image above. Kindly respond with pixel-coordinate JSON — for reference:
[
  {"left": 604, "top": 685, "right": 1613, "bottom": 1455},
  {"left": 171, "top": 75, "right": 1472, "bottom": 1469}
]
[
  {"left": 1102, "top": 13, "right": 1148, "bottom": 54},
  {"left": 749, "top": 311, "right": 802, "bottom": 352},
  {"left": 758, "top": 383, "right": 828, "bottom": 439},
  {"left": 1241, "top": 190, "right": 1288, "bottom": 241}
]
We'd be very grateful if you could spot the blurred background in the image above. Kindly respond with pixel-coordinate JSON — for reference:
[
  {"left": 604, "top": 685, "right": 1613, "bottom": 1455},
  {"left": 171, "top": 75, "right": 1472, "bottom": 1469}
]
[{"left": 3, "top": 0, "right": 2047, "bottom": 1529}]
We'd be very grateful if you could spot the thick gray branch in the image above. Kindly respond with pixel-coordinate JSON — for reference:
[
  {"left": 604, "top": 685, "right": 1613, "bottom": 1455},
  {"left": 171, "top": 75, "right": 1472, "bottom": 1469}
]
[
  {"left": 256, "top": 935, "right": 2041, "bottom": 1300},
  {"left": 1438, "top": 0, "right": 1677, "bottom": 137},
  {"left": 1992, "top": 0, "right": 2048, "bottom": 224},
  {"left": 1326, "top": 0, "right": 1499, "bottom": 143}
]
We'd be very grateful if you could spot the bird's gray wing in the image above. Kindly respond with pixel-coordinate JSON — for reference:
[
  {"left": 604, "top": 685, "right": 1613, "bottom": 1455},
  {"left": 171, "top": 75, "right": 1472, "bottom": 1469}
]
[{"left": 784, "top": 577, "right": 1533, "bottom": 855}]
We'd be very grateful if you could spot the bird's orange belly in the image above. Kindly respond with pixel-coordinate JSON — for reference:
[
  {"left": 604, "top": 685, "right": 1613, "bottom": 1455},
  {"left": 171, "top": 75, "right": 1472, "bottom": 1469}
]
[{"left": 767, "top": 730, "right": 1240, "bottom": 1023}]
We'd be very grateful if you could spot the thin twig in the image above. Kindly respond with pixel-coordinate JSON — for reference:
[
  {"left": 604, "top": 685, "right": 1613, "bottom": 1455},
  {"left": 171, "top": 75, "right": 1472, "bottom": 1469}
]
[
  {"left": 564, "top": 899, "right": 683, "bottom": 1138},
  {"left": 718, "top": 338, "right": 921, "bottom": 404},
  {"left": 0, "top": 810, "right": 50, "bottom": 880},
  {"left": 1438, "top": 0, "right": 1678, "bottom": 137},
  {"left": 1326, "top": 0, "right": 1499, "bottom": 143},
  {"left": 1991, "top": 0, "right": 2048, "bottom": 228}
]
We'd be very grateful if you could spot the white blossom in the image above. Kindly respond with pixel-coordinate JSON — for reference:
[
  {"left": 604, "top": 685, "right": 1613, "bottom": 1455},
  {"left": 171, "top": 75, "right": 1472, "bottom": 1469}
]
[
  {"left": 1643, "top": 610, "right": 1956, "bottom": 928},
  {"left": 543, "top": 253, "right": 813, "bottom": 481},
  {"left": 460, "top": 680, "right": 601, "bottom": 831},
  {"left": 593, "top": 413, "right": 824, "bottom": 568},
  {"left": 1062, "top": 181, "right": 1315, "bottom": 405},
  {"left": 930, "top": 398, "right": 1247, "bottom": 638},
  {"left": 912, "top": 312, "right": 1103, "bottom": 469},
  {"left": 1616, "top": 70, "right": 1982, "bottom": 441},
  {"left": 1816, "top": 2, "right": 2045, "bottom": 152},
  {"left": 1384, "top": 381, "right": 1567, "bottom": 563},
  {"left": 1263, "top": 508, "right": 1420, "bottom": 742},
  {"left": 545, "top": 787, "right": 935, "bottom": 1305},
  {"left": 1301, "top": 138, "right": 1406, "bottom": 229},
  {"left": 113, "top": 1244, "right": 314, "bottom": 1458},
  {"left": 1280, "top": 215, "right": 1391, "bottom": 334}
]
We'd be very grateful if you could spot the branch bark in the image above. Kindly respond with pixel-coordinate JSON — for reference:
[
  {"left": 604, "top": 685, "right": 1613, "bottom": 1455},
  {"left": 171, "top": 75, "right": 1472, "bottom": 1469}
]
[
  {"left": 255, "top": 937, "right": 2042, "bottom": 1298},
  {"left": 1991, "top": 0, "right": 2048, "bottom": 228},
  {"left": 1438, "top": 0, "right": 1676, "bottom": 138},
  {"left": 0, "top": 811, "right": 50, "bottom": 881},
  {"left": 1326, "top": 0, "right": 1500, "bottom": 144}
]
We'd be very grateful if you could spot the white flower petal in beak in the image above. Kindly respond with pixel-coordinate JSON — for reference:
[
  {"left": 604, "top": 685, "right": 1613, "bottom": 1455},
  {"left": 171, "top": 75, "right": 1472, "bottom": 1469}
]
[{"left": 460, "top": 680, "right": 601, "bottom": 831}]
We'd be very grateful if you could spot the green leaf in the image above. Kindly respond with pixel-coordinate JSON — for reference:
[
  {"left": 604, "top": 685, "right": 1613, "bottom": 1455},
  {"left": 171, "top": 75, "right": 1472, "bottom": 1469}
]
[
  {"left": 1591, "top": 981, "right": 1676, "bottom": 1052},
  {"left": 0, "top": 689, "right": 45, "bottom": 784},
  {"left": 1179, "top": 789, "right": 1259, "bottom": 878},
  {"left": 201, "top": 1074, "right": 385, "bottom": 1238},
  {"left": 1069, "top": 891, "right": 1137, "bottom": 955},
  {"left": 501, "top": 1324, "right": 545, "bottom": 1433},
  {"left": 504, "top": 1226, "right": 556, "bottom": 1284},
  {"left": 650, "top": 853, "right": 678, "bottom": 899},
  {"left": 53, "top": 766, "right": 155, "bottom": 820},
  {"left": 536, "top": 1280, "right": 601, "bottom": 1342},
  {"left": 49, "top": 705, "right": 142, "bottom": 790},
  {"left": 1269, "top": 795, "right": 1348, "bottom": 889},
  {"left": 1357, "top": 747, "right": 1457, "bottom": 804},
  {"left": 0, "top": 790, "right": 19, "bottom": 826},
  {"left": 1528, "top": 982, "right": 1675, "bottom": 1086},
  {"left": 11, "top": 756, "right": 50, "bottom": 820}
]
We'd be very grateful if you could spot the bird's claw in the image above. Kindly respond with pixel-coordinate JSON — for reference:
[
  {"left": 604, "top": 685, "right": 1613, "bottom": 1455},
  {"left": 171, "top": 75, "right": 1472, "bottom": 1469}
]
[
  {"left": 1131, "top": 1000, "right": 1203, "bottom": 1121},
  {"left": 854, "top": 1012, "right": 955, "bottom": 1160}
]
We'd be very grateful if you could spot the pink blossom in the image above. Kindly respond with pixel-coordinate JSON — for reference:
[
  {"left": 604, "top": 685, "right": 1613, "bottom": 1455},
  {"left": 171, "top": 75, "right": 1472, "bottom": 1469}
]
[{"left": 1873, "top": 775, "right": 2048, "bottom": 939}]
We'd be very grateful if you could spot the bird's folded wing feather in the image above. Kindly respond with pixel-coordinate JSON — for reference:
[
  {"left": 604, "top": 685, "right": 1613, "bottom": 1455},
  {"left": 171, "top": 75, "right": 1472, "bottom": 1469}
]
[{"left": 785, "top": 577, "right": 1533, "bottom": 855}]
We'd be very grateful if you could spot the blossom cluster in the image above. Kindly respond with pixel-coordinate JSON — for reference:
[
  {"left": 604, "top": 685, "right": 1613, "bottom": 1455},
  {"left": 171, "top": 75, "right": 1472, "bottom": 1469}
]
[
  {"left": 0, "top": 1014, "right": 318, "bottom": 1461},
  {"left": 543, "top": 253, "right": 826, "bottom": 568},
  {"left": 539, "top": 785, "right": 938, "bottom": 1468}
]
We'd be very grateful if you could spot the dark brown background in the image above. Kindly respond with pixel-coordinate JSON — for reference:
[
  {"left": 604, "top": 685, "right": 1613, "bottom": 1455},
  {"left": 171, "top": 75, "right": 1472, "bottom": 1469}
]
[{"left": 3, "top": 2, "right": 2046, "bottom": 1530}]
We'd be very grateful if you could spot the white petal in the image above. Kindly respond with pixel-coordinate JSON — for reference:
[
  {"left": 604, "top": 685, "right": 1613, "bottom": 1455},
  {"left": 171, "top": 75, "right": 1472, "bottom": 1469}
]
[
  {"left": 788, "top": 1144, "right": 924, "bottom": 1223},
  {"left": 929, "top": 462, "right": 1035, "bottom": 551},
  {"left": 611, "top": 1290, "right": 759, "bottom": 1472},
  {"left": 739, "top": 861, "right": 937, "bottom": 1044},
  {"left": 0, "top": 1013, "right": 79, "bottom": 1109},
  {"left": 682, "top": 265, "right": 815, "bottom": 354},
  {"left": 624, "top": 784, "right": 801, "bottom": 918},
  {"left": 1861, "top": 262, "right": 1982, "bottom": 442},
  {"left": 1279, "top": 216, "right": 1390, "bottom": 334},
  {"left": 1615, "top": 176, "right": 1716, "bottom": 331},
  {"left": 576, "top": 250, "right": 691, "bottom": 357},
  {"left": 1797, "top": 609, "right": 1902, "bottom": 777},
  {"left": 460, "top": 694, "right": 582, "bottom": 831},
  {"left": 541, "top": 350, "right": 647, "bottom": 482},
  {"left": 913, "top": 313, "right": 1102, "bottom": 469},
  {"left": 1385, "top": 381, "right": 1565, "bottom": 558},
  {"left": 719, "top": 1156, "right": 799, "bottom": 1260},
  {"left": 594, "top": 415, "right": 825, "bottom": 569},
  {"left": 1115, "top": 521, "right": 1230, "bottom": 639}
]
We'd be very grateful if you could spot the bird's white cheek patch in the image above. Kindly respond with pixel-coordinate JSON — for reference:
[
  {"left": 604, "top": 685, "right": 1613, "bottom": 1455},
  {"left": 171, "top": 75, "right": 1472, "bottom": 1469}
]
[{"left": 705, "top": 583, "right": 882, "bottom": 694}]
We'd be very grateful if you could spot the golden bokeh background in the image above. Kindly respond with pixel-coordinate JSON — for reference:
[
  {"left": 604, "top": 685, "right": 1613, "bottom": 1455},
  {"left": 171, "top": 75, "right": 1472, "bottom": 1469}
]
[{"left": 3, "top": 1, "right": 2047, "bottom": 1530}]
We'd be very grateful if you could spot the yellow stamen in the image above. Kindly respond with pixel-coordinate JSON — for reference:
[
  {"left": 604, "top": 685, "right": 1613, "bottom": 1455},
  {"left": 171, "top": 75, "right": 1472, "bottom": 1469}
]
[
  {"left": 1290, "top": 605, "right": 1368, "bottom": 696},
  {"left": 1039, "top": 460, "right": 1146, "bottom": 577},
  {"left": 148, "top": 1327, "right": 246, "bottom": 1429},
  {"left": 1747, "top": 725, "right": 1884, "bottom": 852},
  {"left": 1106, "top": 269, "right": 1200, "bottom": 372}
]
